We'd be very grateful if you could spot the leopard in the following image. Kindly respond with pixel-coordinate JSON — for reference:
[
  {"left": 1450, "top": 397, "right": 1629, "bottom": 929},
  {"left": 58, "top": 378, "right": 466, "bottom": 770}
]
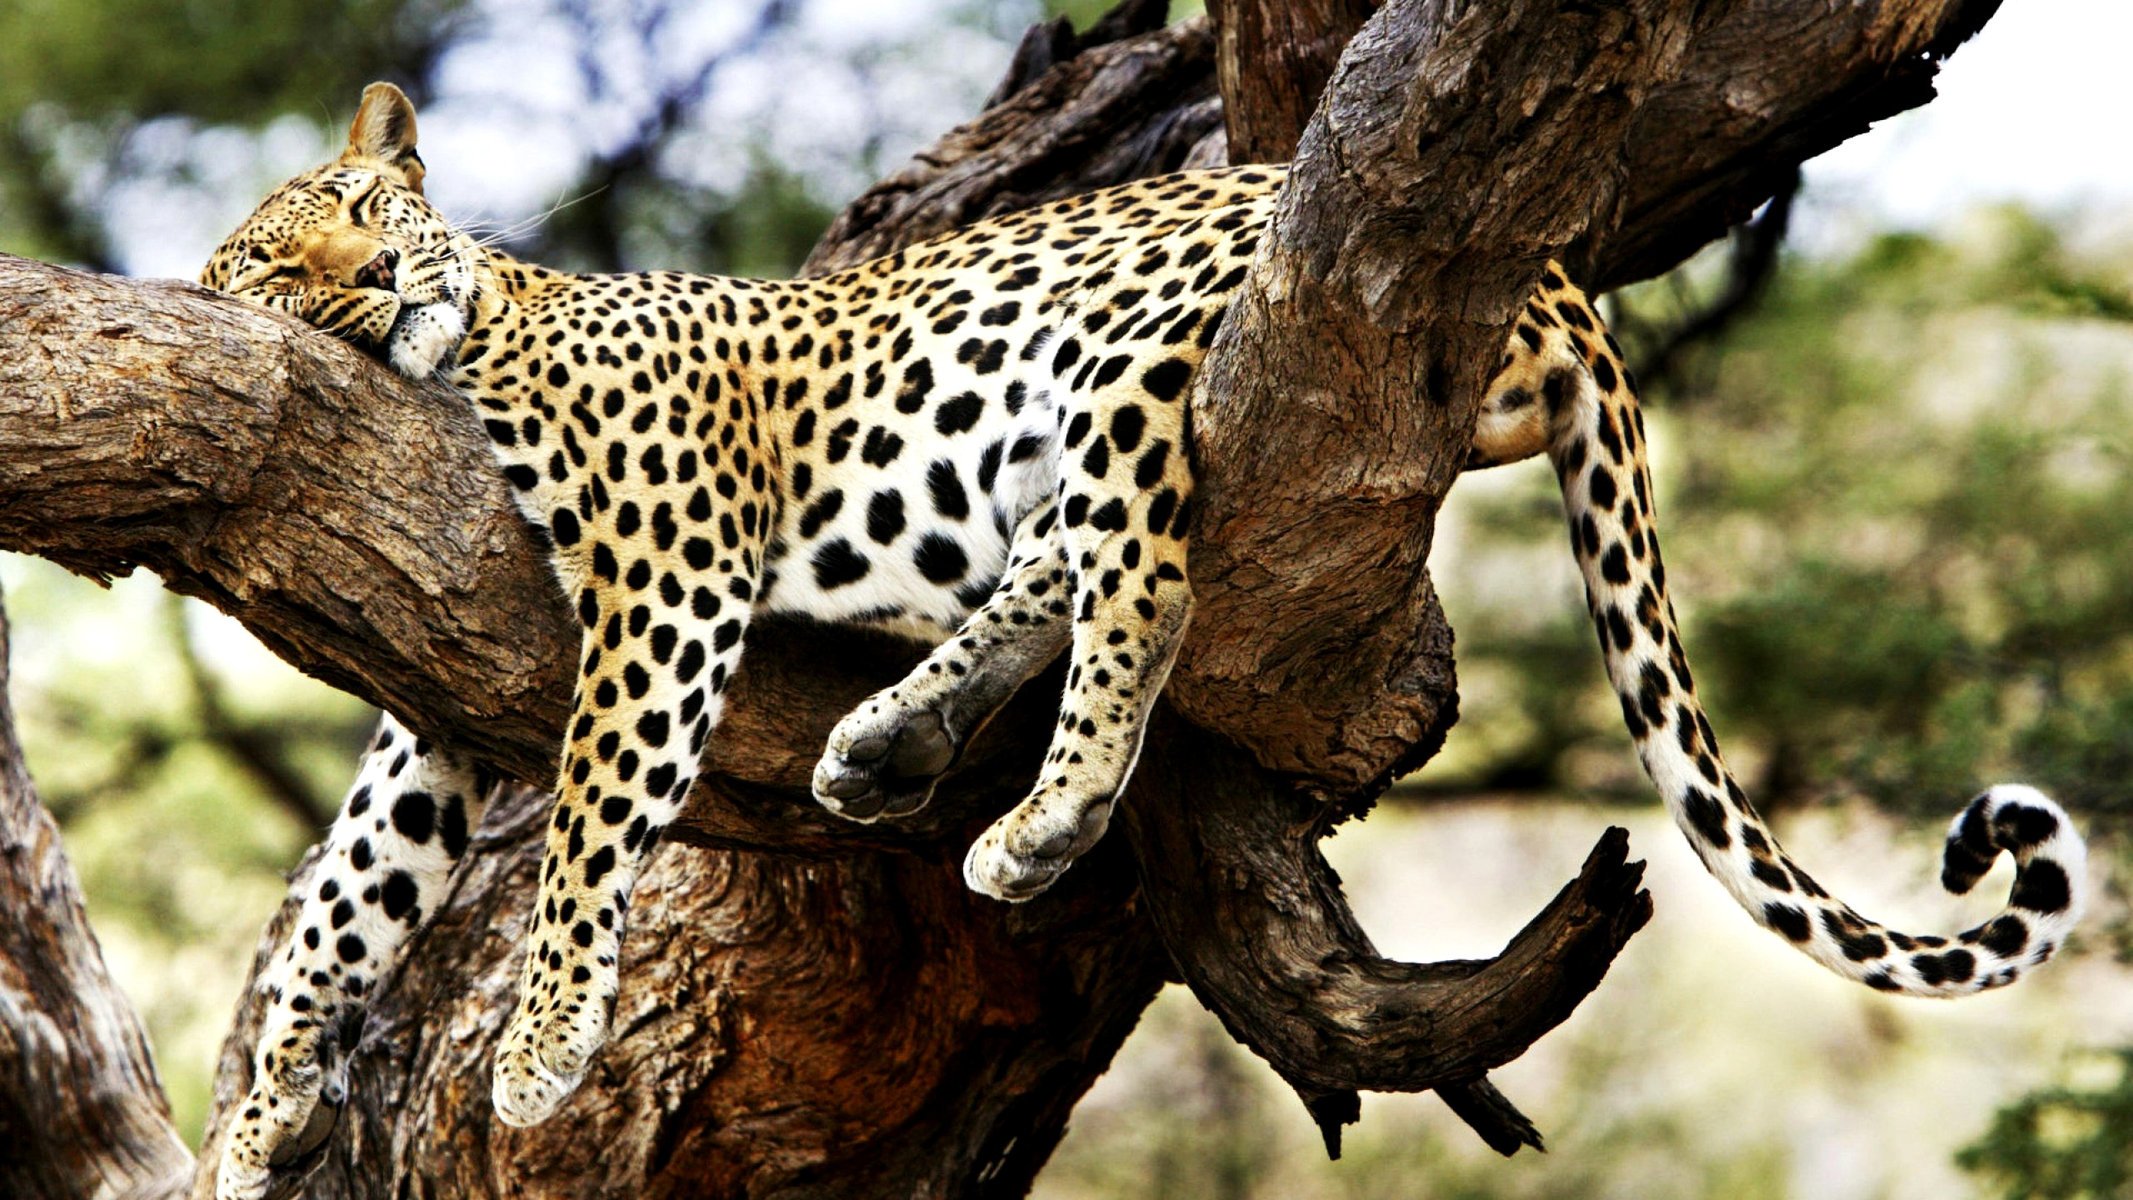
[{"left": 200, "top": 83, "right": 2087, "bottom": 1199}]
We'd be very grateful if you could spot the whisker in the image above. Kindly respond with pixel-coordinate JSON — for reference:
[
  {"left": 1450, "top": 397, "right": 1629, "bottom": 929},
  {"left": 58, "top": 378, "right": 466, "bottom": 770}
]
[{"left": 449, "top": 185, "right": 610, "bottom": 254}]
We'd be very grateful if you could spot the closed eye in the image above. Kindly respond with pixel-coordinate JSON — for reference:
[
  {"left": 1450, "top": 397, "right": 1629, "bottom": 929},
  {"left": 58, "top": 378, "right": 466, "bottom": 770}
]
[
  {"left": 347, "top": 182, "right": 384, "bottom": 228},
  {"left": 239, "top": 262, "right": 304, "bottom": 290}
]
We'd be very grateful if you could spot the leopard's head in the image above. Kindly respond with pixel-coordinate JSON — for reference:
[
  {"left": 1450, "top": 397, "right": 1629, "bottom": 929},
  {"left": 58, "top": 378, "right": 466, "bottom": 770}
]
[{"left": 203, "top": 83, "right": 477, "bottom": 379}]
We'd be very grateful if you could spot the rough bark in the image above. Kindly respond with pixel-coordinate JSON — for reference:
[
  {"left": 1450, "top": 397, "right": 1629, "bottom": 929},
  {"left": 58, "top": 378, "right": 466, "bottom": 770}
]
[
  {"left": 0, "top": 0, "right": 2007, "bottom": 1195},
  {"left": 1209, "top": 0, "right": 1378, "bottom": 163},
  {"left": 0, "top": 588, "right": 194, "bottom": 1200}
]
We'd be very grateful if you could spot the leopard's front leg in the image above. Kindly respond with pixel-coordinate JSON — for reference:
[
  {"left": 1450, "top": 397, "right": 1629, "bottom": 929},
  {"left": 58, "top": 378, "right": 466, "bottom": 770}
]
[
  {"left": 489, "top": 552, "right": 759, "bottom": 1127},
  {"left": 813, "top": 501, "right": 1072, "bottom": 820},
  {"left": 216, "top": 715, "right": 487, "bottom": 1200}
]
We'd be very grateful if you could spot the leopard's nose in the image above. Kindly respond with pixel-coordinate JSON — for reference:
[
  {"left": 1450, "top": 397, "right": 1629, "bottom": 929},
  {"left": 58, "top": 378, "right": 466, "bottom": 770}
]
[{"left": 354, "top": 247, "right": 399, "bottom": 292}]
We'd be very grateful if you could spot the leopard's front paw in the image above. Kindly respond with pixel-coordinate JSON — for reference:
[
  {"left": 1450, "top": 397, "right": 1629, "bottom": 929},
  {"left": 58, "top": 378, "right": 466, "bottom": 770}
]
[
  {"left": 963, "top": 790, "right": 1114, "bottom": 901},
  {"left": 812, "top": 697, "right": 960, "bottom": 821},
  {"left": 490, "top": 973, "right": 612, "bottom": 1128},
  {"left": 215, "top": 1017, "right": 346, "bottom": 1200}
]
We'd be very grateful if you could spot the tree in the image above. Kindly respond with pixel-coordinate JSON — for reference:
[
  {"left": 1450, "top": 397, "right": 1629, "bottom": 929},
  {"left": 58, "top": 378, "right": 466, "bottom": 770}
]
[{"left": 0, "top": 0, "right": 2014, "bottom": 1196}]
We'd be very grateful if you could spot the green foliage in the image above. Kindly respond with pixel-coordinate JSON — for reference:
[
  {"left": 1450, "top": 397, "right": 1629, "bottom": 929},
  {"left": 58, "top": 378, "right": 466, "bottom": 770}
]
[
  {"left": 0, "top": 0, "right": 467, "bottom": 267},
  {"left": 0, "top": 0, "right": 466, "bottom": 121},
  {"left": 3, "top": 555, "right": 371, "bottom": 1137},
  {"left": 1959, "top": 1050, "right": 2133, "bottom": 1199},
  {"left": 1446, "top": 210, "right": 2133, "bottom": 830}
]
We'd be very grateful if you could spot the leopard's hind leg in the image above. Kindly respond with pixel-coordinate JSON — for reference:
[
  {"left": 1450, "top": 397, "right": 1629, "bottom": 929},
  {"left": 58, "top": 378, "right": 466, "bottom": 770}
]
[
  {"left": 962, "top": 312, "right": 1209, "bottom": 900},
  {"left": 216, "top": 714, "right": 487, "bottom": 1200},
  {"left": 814, "top": 501, "right": 1072, "bottom": 820}
]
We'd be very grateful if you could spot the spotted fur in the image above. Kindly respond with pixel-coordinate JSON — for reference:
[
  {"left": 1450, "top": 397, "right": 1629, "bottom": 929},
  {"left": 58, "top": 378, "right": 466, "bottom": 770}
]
[{"left": 201, "top": 84, "right": 2085, "bottom": 1197}]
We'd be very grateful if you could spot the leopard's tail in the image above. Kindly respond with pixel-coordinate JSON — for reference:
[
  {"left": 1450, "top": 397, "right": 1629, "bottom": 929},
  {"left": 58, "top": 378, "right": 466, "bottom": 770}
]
[{"left": 1546, "top": 338, "right": 2085, "bottom": 996}]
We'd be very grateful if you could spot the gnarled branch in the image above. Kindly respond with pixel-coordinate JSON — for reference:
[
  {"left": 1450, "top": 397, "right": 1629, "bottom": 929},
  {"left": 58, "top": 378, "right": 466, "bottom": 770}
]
[
  {"left": 0, "top": 0, "right": 2007, "bottom": 1193},
  {"left": 0, "top": 587, "right": 193, "bottom": 1200}
]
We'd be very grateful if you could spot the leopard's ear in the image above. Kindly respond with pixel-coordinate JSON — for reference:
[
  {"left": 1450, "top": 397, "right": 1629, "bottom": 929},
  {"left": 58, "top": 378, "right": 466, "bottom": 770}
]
[{"left": 342, "top": 82, "right": 426, "bottom": 194}]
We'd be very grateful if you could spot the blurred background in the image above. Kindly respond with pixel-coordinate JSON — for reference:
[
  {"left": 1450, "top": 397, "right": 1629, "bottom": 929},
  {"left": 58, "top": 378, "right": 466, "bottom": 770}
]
[{"left": 3, "top": 1, "right": 2130, "bottom": 1196}]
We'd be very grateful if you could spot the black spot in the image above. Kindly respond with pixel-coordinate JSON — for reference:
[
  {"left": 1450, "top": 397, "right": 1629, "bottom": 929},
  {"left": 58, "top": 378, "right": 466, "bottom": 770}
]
[
  {"left": 861, "top": 425, "right": 904, "bottom": 466},
  {"left": 380, "top": 870, "right": 419, "bottom": 921},
  {"left": 1082, "top": 436, "right": 1111, "bottom": 479},
  {"left": 1979, "top": 914, "right": 2030, "bottom": 957},
  {"left": 914, "top": 535, "right": 969, "bottom": 584},
  {"left": 1145, "top": 488, "right": 1177, "bottom": 536},
  {"left": 637, "top": 711, "right": 670, "bottom": 748},
  {"left": 959, "top": 337, "right": 1008, "bottom": 375},
  {"left": 799, "top": 489, "right": 845, "bottom": 539},
  {"left": 867, "top": 491, "right": 906, "bottom": 544},
  {"left": 976, "top": 440, "right": 1004, "bottom": 492},
  {"left": 1820, "top": 910, "right": 1888, "bottom": 962},
  {"left": 1140, "top": 358, "right": 1191, "bottom": 402},
  {"left": 1942, "top": 795, "right": 1997, "bottom": 892},
  {"left": 812, "top": 539, "right": 871, "bottom": 589},
  {"left": 551, "top": 509, "right": 581, "bottom": 546},
  {"left": 935, "top": 390, "right": 984, "bottom": 435},
  {"left": 1682, "top": 787, "right": 1731, "bottom": 849},
  {"left": 390, "top": 790, "right": 435, "bottom": 844},
  {"left": 1764, "top": 903, "right": 1811, "bottom": 942},
  {"left": 336, "top": 934, "right": 367, "bottom": 964},
  {"left": 1110, "top": 405, "right": 1146, "bottom": 452},
  {"left": 2010, "top": 860, "right": 2072, "bottom": 914},
  {"left": 896, "top": 360, "right": 934, "bottom": 413},
  {"left": 583, "top": 846, "right": 617, "bottom": 888},
  {"left": 1997, "top": 803, "right": 2061, "bottom": 849}
]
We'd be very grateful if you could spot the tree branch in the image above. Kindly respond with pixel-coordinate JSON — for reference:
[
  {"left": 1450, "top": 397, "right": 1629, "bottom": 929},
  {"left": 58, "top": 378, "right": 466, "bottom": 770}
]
[
  {"left": 0, "top": 0, "right": 2012, "bottom": 1191},
  {"left": 1207, "top": 0, "right": 1377, "bottom": 164},
  {"left": 0, "top": 584, "right": 194, "bottom": 1200}
]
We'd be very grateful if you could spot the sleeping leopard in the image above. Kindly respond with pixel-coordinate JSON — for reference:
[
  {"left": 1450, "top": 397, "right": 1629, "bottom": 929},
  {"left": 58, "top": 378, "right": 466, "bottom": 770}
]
[{"left": 199, "top": 83, "right": 2088, "bottom": 1198}]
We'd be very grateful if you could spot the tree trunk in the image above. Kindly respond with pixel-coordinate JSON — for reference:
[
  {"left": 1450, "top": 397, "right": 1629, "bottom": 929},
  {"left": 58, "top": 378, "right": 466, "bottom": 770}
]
[
  {"left": 0, "top": 590, "right": 193, "bottom": 1200},
  {"left": 0, "top": 0, "right": 2006, "bottom": 1195}
]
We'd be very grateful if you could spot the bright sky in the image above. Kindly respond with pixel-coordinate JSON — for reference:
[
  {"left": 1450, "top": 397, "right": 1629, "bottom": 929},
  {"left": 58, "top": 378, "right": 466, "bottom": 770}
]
[
  {"left": 1801, "top": 0, "right": 2133, "bottom": 238},
  {"left": 429, "top": 0, "right": 2133, "bottom": 249},
  {"left": 120, "top": 0, "right": 2133, "bottom": 281}
]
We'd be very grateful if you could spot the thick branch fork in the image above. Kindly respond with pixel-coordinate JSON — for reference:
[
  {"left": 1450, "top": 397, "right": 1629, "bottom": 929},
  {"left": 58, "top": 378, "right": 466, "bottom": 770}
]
[{"left": 0, "top": 0, "right": 2007, "bottom": 1194}]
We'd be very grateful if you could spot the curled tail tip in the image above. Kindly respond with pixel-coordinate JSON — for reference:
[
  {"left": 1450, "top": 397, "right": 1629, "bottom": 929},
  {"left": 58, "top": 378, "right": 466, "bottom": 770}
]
[
  {"left": 1941, "top": 782, "right": 2085, "bottom": 900},
  {"left": 1934, "top": 784, "right": 2087, "bottom": 986}
]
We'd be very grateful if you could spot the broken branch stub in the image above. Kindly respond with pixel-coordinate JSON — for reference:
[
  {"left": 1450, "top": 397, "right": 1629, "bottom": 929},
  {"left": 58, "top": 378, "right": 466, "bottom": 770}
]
[{"left": 0, "top": 0, "right": 2020, "bottom": 1190}]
